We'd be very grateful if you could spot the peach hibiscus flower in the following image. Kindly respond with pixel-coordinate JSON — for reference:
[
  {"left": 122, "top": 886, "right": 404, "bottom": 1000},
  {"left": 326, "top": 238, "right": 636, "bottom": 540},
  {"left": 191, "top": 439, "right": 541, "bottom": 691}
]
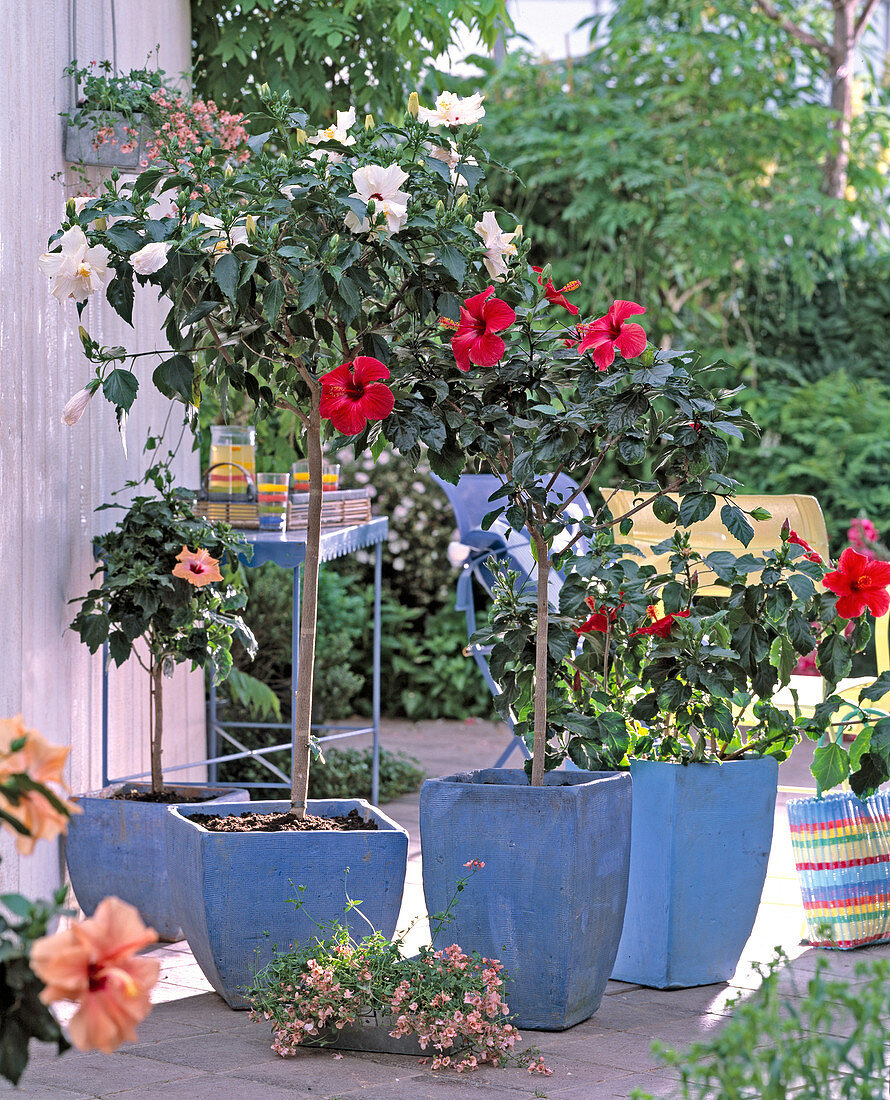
[
  {"left": 31, "top": 896, "right": 160, "bottom": 1053},
  {"left": 0, "top": 716, "right": 80, "bottom": 854},
  {"left": 172, "top": 546, "right": 223, "bottom": 587}
]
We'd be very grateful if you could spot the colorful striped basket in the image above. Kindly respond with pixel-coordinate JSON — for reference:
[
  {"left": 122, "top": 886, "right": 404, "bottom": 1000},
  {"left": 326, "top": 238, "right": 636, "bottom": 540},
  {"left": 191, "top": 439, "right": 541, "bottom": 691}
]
[{"left": 788, "top": 791, "right": 890, "bottom": 949}]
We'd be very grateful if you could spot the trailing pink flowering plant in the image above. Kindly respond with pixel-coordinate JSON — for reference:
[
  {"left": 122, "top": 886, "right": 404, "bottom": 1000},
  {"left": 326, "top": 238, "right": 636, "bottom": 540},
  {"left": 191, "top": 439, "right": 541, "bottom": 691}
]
[
  {"left": 248, "top": 866, "right": 550, "bottom": 1075},
  {"left": 62, "top": 59, "right": 247, "bottom": 168}
]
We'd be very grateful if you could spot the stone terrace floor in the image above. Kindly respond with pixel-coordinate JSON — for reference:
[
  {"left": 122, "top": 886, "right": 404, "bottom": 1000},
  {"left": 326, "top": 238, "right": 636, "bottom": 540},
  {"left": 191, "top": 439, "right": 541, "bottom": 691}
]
[{"left": 6, "top": 719, "right": 890, "bottom": 1099}]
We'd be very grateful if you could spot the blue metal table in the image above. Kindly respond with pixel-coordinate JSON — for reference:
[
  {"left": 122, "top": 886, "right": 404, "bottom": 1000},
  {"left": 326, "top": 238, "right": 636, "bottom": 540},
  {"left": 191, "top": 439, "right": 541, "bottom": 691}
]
[{"left": 101, "top": 517, "right": 389, "bottom": 804}]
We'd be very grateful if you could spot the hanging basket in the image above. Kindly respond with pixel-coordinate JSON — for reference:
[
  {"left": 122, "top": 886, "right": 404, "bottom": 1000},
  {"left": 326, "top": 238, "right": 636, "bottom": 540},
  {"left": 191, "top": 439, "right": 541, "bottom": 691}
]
[
  {"left": 788, "top": 790, "right": 890, "bottom": 949},
  {"left": 64, "top": 113, "right": 151, "bottom": 168}
]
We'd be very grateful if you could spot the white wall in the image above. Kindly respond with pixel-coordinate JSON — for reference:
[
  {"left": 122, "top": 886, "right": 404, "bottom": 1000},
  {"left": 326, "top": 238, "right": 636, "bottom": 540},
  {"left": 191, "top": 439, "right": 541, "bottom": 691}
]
[{"left": 0, "top": 0, "right": 204, "bottom": 896}]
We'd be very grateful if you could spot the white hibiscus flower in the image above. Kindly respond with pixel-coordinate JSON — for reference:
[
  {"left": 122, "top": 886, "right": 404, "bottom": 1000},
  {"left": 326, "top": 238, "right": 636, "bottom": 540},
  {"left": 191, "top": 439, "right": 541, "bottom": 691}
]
[
  {"left": 38, "top": 226, "right": 110, "bottom": 302},
  {"left": 418, "top": 92, "right": 485, "bottom": 127},
  {"left": 474, "top": 211, "right": 518, "bottom": 281},
  {"left": 344, "top": 164, "right": 411, "bottom": 237}
]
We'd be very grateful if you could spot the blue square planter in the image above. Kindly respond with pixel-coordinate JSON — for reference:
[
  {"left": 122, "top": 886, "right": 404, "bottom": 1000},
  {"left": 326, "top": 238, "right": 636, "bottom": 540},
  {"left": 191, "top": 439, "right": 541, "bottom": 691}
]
[
  {"left": 65, "top": 784, "right": 249, "bottom": 942},
  {"left": 420, "top": 769, "right": 631, "bottom": 1031},
  {"left": 611, "top": 758, "right": 779, "bottom": 988},
  {"left": 165, "top": 799, "right": 409, "bottom": 1008}
]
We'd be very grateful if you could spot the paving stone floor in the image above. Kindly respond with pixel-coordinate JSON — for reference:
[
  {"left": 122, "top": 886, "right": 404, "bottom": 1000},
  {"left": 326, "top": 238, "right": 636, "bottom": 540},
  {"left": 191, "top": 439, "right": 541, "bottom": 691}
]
[{"left": 7, "top": 718, "right": 889, "bottom": 1099}]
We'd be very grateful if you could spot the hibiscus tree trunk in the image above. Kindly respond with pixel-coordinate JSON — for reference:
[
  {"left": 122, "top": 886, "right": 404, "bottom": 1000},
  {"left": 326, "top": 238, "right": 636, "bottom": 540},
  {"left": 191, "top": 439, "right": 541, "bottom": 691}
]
[
  {"left": 291, "top": 396, "right": 324, "bottom": 817},
  {"left": 530, "top": 529, "right": 549, "bottom": 787},
  {"left": 149, "top": 656, "right": 164, "bottom": 796}
]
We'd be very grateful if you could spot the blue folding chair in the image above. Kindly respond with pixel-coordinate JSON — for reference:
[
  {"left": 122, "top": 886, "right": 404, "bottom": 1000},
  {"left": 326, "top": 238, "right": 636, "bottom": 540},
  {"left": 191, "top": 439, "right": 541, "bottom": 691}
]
[{"left": 432, "top": 472, "right": 593, "bottom": 766}]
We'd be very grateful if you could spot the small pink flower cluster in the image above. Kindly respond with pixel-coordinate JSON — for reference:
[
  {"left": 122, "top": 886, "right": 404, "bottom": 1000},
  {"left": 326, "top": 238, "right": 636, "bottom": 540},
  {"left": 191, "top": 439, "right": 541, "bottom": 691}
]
[
  {"left": 387, "top": 944, "right": 524, "bottom": 1072},
  {"left": 92, "top": 123, "right": 140, "bottom": 153},
  {"left": 848, "top": 516, "right": 880, "bottom": 561},
  {"left": 249, "top": 933, "right": 550, "bottom": 1075},
  {"left": 142, "top": 89, "right": 249, "bottom": 167}
]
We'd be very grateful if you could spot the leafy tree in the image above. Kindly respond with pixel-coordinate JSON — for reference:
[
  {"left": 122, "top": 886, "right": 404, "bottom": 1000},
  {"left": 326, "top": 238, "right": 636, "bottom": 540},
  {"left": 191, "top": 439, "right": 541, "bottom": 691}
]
[
  {"left": 745, "top": 0, "right": 883, "bottom": 197},
  {"left": 477, "top": 0, "right": 890, "bottom": 346},
  {"left": 191, "top": 0, "right": 512, "bottom": 118}
]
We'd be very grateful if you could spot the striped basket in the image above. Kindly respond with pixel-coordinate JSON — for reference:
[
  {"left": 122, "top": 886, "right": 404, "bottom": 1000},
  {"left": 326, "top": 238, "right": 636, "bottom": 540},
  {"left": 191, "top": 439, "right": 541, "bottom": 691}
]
[{"left": 788, "top": 791, "right": 890, "bottom": 949}]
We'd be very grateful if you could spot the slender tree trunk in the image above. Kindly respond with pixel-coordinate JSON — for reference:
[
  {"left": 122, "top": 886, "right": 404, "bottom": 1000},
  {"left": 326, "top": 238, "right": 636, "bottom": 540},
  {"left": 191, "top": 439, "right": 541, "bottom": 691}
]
[
  {"left": 149, "top": 657, "right": 164, "bottom": 795},
  {"left": 825, "top": 2, "right": 856, "bottom": 199},
  {"left": 530, "top": 530, "right": 550, "bottom": 787},
  {"left": 290, "top": 396, "right": 324, "bottom": 816}
]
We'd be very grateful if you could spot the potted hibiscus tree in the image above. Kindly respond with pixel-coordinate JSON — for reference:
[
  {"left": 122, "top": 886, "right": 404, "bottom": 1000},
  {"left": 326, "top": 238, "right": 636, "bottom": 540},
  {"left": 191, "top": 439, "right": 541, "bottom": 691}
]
[
  {"left": 413, "top": 270, "right": 788, "bottom": 1023},
  {"left": 538, "top": 516, "right": 890, "bottom": 987},
  {"left": 65, "top": 451, "right": 255, "bottom": 939},
  {"left": 40, "top": 85, "right": 550, "bottom": 1007}
]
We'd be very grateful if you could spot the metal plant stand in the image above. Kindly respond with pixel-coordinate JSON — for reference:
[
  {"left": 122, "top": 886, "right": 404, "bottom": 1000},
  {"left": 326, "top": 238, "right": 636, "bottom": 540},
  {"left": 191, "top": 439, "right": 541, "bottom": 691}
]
[{"left": 101, "top": 518, "right": 389, "bottom": 804}]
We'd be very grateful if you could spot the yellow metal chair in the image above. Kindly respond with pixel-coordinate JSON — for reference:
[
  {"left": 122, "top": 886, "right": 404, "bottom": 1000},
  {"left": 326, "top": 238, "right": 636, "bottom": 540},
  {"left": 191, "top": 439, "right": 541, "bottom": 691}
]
[{"left": 597, "top": 489, "right": 889, "bottom": 719}]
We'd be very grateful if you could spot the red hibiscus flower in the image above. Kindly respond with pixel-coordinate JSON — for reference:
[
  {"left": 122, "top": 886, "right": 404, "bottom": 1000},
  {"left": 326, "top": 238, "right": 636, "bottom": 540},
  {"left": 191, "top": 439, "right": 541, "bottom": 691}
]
[
  {"left": 823, "top": 547, "right": 890, "bottom": 619},
  {"left": 531, "top": 267, "right": 581, "bottom": 315},
  {"left": 574, "top": 603, "right": 619, "bottom": 637},
  {"left": 787, "top": 529, "right": 823, "bottom": 564},
  {"left": 631, "top": 607, "right": 690, "bottom": 638},
  {"left": 578, "top": 300, "right": 647, "bottom": 370},
  {"left": 319, "top": 356, "right": 395, "bottom": 435},
  {"left": 451, "top": 286, "right": 516, "bottom": 372}
]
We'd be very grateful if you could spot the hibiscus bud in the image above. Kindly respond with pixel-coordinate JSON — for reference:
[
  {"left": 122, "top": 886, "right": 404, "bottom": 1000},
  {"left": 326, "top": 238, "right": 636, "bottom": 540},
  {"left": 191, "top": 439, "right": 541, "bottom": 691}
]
[
  {"left": 435, "top": 200, "right": 445, "bottom": 215},
  {"left": 61, "top": 386, "right": 95, "bottom": 426},
  {"left": 245, "top": 214, "right": 257, "bottom": 237},
  {"left": 130, "top": 241, "right": 171, "bottom": 275},
  {"left": 407, "top": 92, "right": 420, "bottom": 118},
  {"left": 640, "top": 345, "right": 655, "bottom": 367},
  {"left": 456, "top": 193, "right": 468, "bottom": 209},
  {"left": 189, "top": 212, "right": 202, "bottom": 229},
  {"left": 514, "top": 224, "right": 523, "bottom": 239},
  {"left": 463, "top": 214, "right": 474, "bottom": 226},
  {"left": 295, "top": 128, "right": 308, "bottom": 147},
  {"left": 224, "top": 164, "right": 234, "bottom": 178},
  {"left": 328, "top": 234, "right": 340, "bottom": 253},
  {"left": 366, "top": 198, "right": 376, "bottom": 217},
  {"left": 257, "top": 82, "right": 271, "bottom": 99},
  {"left": 364, "top": 114, "right": 374, "bottom": 131},
  {"left": 780, "top": 518, "right": 790, "bottom": 539}
]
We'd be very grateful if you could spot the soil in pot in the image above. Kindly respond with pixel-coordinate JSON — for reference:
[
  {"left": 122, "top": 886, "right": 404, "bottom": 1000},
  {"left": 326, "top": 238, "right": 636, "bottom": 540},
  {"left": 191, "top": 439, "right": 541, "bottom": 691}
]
[
  {"left": 109, "top": 787, "right": 220, "bottom": 804},
  {"left": 188, "top": 808, "right": 378, "bottom": 833}
]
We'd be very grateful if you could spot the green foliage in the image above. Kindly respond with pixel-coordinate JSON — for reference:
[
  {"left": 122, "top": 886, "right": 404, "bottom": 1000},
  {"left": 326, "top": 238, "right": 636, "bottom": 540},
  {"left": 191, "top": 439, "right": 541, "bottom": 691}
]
[
  {"left": 633, "top": 951, "right": 890, "bottom": 1099},
  {"left": 231, "top": 562, "right": 366, "bottom": 724},
  {"left": 386, "top": 607, "right": 493, "bottom": 720},
  {"left": 477, "top": 0, "right": 890, "bottom": 346},
  {"left": 730, "top": 372, "right": 890, "bottom": 549},
  {"left": 70, "top": 456, "right": 255, "bottom": 681},
  {"left": 340, "top": 448, "right": 459, "bottom": 613},
  {"left": 0, "top": 889, "right": 70, "bottom": 1085},
  {"left": 308, "top": 747, "right": 424, "bottom": 802},
  {"left": 63, "top": 57, "right": 167, "bottom": 122},
  {"left": 222, "top": 667, "right": 282, "bottom": 721},
  {"left": 729, "top": 251, "right": 890, "bottom": 386},
  {"left": 191, "top": 0, "right": 512, "bottom": 117}
]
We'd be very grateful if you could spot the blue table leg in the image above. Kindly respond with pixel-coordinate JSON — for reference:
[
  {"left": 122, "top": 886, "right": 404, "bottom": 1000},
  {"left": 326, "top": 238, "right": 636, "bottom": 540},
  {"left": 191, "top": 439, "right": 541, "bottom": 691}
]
[
  {"left": 372, "top": 541, "right": 382, "bottom": 806},
  {"left": 101, "top": 640, "right": 109, "bottom": 788},
  {"left": 208, "top": 676, "right": 218, "bottom": 785},
  {"left": 291, "top": 563, "right": 301, "bottom": 796}
]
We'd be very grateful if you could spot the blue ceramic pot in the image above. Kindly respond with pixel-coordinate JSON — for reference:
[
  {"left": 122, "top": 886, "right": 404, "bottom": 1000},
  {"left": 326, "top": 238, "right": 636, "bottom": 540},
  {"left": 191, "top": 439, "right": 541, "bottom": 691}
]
[
  {"left": 420, "top": 769, "right": 632, "bottom": 1031},
  {"left": 65, "top": 783, "right": 249, "bottom": 941},
  {"left": 165, "top": 799, "right": 409, "bottom": 1008},
  {"left": 611, "top": 757, "right": 779, "bottom": 988}
]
